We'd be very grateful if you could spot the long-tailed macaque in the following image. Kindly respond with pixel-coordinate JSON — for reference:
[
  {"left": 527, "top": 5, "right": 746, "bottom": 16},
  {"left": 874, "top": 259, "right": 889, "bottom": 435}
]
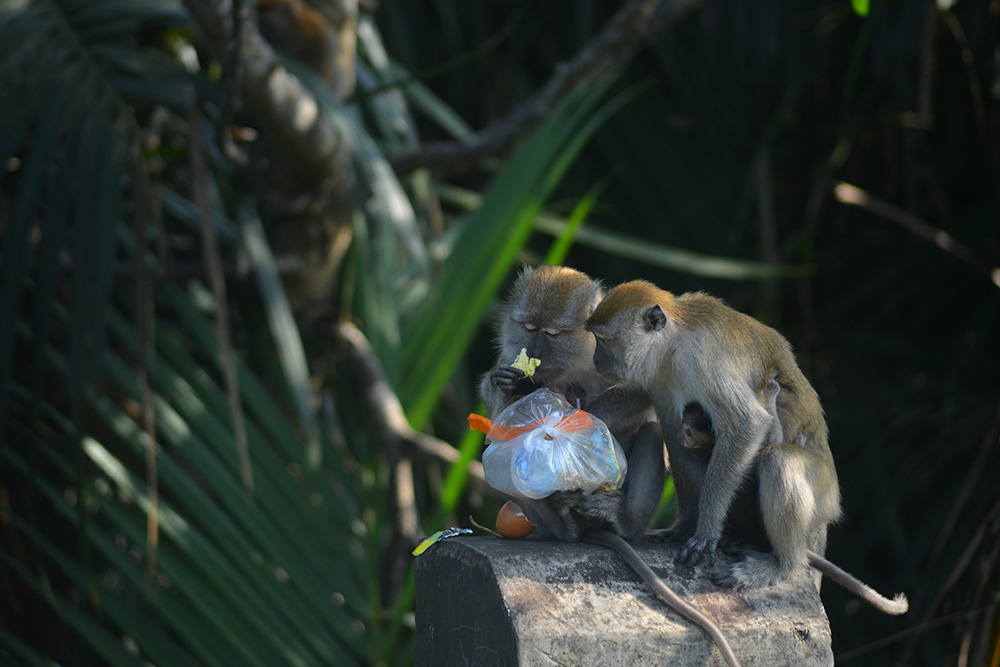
[
  {"left": 679, "top": 377, "right": 908, "bottom": 614},
  {"left": 585, "top": 280, "right": 905, "bottom": 614},
  {"left": 481, "top": 267, "right": 740, "bottom": 666},
  {"left": 480, "top": 266, "right": 666, "bottom": 541}
]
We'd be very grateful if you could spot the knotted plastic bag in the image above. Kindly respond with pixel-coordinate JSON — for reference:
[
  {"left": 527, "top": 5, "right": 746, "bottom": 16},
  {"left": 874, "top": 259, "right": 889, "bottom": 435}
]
[{"left": 473, "top": 388, "right": 627, "bottom": 500}]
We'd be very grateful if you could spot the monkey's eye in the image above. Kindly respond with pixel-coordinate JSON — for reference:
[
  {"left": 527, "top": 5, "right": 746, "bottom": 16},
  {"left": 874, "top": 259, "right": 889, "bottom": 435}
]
[
  {"left": 523, "top": 323, "right": 538, "bottom": 332},
  {"left": 543, "top": 328, "right": 560, "bottom": 337}
]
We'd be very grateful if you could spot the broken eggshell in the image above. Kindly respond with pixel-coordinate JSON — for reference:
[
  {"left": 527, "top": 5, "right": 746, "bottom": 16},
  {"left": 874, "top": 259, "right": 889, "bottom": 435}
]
[{"left": 496, "top": 500, "right": 535, "bottom": 538}]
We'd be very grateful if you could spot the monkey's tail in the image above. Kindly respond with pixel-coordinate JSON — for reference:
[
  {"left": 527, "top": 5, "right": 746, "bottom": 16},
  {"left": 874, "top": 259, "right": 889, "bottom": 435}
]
[
  {"left": 807, "top": 550, "right": 908, "bottom": 615},
  {"left": 586, "top": 530, "right": 741, "bottom": 667}
]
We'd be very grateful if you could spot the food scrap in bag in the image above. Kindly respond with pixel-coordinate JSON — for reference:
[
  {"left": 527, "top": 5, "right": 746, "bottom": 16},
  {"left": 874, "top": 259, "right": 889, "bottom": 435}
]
[{"left": 477, "top": 388, "right": 627, "bottom": 500}]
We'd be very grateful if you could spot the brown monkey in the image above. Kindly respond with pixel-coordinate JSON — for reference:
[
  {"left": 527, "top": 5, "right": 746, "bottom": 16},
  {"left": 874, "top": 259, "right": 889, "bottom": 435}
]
[
  {"left": 481, "top": 267, "right": 740, "bottom": 666},
  {"left": 681, "top": 367, "right": 781, "bottom": 452},
  {"left": 480, "top": 266, "right": 665, "bottom": 541},
  {"left": 587, "top": 281, "right": 842, "bottom": 591},
  {"left": 679, "top": 377, "right": 908, "bottom": 614}
]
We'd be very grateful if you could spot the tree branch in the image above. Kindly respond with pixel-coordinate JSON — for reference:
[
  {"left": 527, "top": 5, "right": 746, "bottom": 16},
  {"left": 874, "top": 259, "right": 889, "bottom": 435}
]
[
  {"left": 182, "top": 0, "right": 350, "bottom": 188},
  {"left": 335, "top": 321, "right": 486, "bottom": 485},
  {"left": 833, "top": 181, "right": 1000, "bottom": 289},
  {"left": 390, "top": 0, "right": 704, "bottom": 175}
]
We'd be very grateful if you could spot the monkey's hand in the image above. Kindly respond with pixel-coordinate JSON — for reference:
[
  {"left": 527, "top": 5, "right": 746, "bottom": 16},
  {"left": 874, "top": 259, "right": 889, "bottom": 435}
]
[
  {"left": 490, "top": 365, "right": 540, "bottom": 397},
  {"left": 678, "top": 534, "right": 719, "bottom": 567},
  {"left": 490, "top": 365, "right": 524, "bottom": 391}
]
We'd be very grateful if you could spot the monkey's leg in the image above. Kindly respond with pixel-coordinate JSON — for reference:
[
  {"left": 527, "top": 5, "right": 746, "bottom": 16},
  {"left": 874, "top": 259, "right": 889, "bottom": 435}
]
[
  {"left": 647, "top": 439, "right": 705, "bottom": 543},
  {"left": 711, "top": 447, "right": 812, "bottom": 589},
  {"left": 519, "top": 494, "right": 587, "bottom": 542},
  {"left": 573, "top": 421, "right": 666, "bottom": 539},
  {"left": 668, "top": 458, "right": 704, "bottom": 536}
]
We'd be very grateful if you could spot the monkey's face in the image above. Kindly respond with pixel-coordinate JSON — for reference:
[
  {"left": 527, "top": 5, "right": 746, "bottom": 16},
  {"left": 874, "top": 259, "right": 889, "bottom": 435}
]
[
  {"left": 587, "top": 308, "right": 659, "bottom": 384},
  {"left": 587, "top": 283, "right": 671, "bottom": 389},
  {"left": 503, "top": 319, "right": 595, "bottom": 383},
  {"left": 590, "top": 330, "right": 625, "bottom": 382},
  {"left": 679, "top": 423, "right": 708, "bottom": 449},
  {"left": 500, "top": 266, "right": 602, "bottom": 382},
  {"left": 679, "top": 403, "right": 715, "bottom": 450}
]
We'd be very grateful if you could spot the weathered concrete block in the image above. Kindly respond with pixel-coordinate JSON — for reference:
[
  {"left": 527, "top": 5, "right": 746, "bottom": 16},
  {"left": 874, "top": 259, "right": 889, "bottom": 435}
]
[{"left": 416, "top": 536, "right": 832, "bottom": 667}]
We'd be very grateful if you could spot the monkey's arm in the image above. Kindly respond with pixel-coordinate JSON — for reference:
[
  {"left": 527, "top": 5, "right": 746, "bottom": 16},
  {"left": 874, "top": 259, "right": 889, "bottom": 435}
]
[{"left": 679, "top": 388, "right": 771, "bottom": 566}]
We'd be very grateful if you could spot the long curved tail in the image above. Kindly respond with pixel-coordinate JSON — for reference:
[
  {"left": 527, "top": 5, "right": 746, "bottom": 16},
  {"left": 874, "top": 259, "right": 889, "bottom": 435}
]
[
  {"left": 587, "top": 530, "right": 742, "bottom": 667},
  {"left": 807, "top": 550, "right": 908, "bottom": 615}
]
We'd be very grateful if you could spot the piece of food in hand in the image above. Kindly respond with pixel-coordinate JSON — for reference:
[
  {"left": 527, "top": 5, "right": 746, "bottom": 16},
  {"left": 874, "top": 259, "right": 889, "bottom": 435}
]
[
  {"left": 496, "top": 500, "right": 535, "bottom": 538},
  {"left": 511, "top": 347, "right": 541, "bottom": 380}
]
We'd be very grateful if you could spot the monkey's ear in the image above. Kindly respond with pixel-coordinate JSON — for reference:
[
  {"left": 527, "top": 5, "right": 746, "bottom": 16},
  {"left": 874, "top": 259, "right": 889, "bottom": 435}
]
[{"left": 642, "top": 305, "right": 667, "bottom": 332}]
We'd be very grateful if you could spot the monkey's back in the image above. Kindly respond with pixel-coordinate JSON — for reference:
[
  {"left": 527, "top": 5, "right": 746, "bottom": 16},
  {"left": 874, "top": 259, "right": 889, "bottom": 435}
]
[
  {"left": 674, "top": 292, "right": 799, "bottom": 379},
  {"left": 679, "top": 293, "right": 842, "bottom": 539},
  {"left": 676, "top": 292, "right": 832, "bottom": 461}
]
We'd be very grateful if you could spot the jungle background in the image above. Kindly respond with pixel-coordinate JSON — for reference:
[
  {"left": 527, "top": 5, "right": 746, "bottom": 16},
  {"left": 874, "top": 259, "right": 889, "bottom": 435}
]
[{"left": 1, "top": 0, "right": 998, "bottom": 665}]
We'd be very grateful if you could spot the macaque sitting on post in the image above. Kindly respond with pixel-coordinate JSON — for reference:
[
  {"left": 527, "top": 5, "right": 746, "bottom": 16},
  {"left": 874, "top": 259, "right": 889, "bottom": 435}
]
[
  {"left": 586, "top": 281, "right": 907, "bottom": 615},
  {"left": 678, "top": 374, "right": 907, "bottom": 614},
  {"left": 479, "top": 266, "right": 664, "bottom": 541}
]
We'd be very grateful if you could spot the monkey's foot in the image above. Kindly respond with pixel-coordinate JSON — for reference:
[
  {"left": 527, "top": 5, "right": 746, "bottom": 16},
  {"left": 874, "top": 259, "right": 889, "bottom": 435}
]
[
  {"left": 547, "top": 489, "right": 586, "bottom": 514},
  {"left": 519, "top": 497, "right": 587, "bottom": 542},
  {"left": 678, "top": 535, "right": 719, "bottom": 567},
  {"left": 572, "top": 489, "right": 623, "bottom": 522},
  {"left": 710, "top": 550, "right": 784, "bottom": 590}
]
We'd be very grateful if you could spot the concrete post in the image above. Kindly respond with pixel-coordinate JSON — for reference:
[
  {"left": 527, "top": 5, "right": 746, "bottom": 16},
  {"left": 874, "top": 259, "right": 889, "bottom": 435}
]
[{"left": 416, "top": 536, "right": 833, "bottom": 666}]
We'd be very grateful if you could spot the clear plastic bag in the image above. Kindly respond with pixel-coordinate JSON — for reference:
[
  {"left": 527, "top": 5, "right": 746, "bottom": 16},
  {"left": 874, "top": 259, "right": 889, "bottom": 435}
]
[{"left": 481, "top": 388, "right": 628, "bottom": 500}]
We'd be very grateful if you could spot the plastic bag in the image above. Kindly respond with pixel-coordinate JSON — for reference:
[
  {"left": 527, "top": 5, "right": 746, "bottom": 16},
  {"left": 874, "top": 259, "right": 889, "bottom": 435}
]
[{"left": 481, "top": 388, "right": 627, "bottom": 500}]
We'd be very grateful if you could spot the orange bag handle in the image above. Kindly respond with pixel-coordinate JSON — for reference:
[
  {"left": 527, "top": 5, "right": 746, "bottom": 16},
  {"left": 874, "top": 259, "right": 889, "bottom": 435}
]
[
  {"left": 467, "top": 413, "right": 494, "bottom": 434},
  {"left": 467, "top": 409, "right": 595, "bottom": 440}
]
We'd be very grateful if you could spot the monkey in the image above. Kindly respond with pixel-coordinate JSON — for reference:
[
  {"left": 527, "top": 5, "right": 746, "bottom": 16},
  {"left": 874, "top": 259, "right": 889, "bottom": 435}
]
[
  {"left": 481, "top": 266, "right": 741, "bottom": 666},
  {"left": 681, "top": 367, "right": 781, "bottom": 454},
  {"left": 479, "top": 266, "right": 665, "bottom": 542},
  {"left": 585, "top": 281, "right": 854, "bottom": 593},
  {"left": 677, "top": 400, "right": 714, "bottom": 450},
  {"left": 677, "top": 376, "right": 908, "bottom": 614},
  {"left": 586, "top": 281, "right": 838, "bottom": 587}
]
